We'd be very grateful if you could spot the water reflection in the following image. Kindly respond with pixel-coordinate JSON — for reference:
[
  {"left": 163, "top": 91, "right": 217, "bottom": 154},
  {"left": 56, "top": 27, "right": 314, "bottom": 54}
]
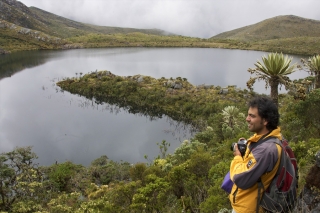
[
  {"left": 0, "top": 48, "right": 309, "bottom": 166},
  {"left": 0, "top": 51, "right": 53, "bottom": 79},
  {"left": 72, "top": 93, "right": 192, "bottom": 133}
]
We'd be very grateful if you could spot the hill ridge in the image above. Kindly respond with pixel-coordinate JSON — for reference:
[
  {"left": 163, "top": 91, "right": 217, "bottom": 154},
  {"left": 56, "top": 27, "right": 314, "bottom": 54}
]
[
  {"left": 0, "top": 0, "right": 172, "bottom": 39},
  {"left": 1, "top": 0, "right": 320, "bottom": 55},
  {"left": 211, "top": 15, "right": 320, "bottom": 41}
]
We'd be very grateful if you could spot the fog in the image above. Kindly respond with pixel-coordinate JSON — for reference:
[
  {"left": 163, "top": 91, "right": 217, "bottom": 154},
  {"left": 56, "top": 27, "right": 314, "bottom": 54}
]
[{"left": 19, "top": 0, "right": 320, "bottom": 38}]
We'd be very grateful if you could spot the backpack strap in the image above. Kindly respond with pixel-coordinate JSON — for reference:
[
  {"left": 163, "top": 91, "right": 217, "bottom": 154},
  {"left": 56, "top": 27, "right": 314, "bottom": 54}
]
[
  {"left": 256, "top": 179, "right": 264, "bottom": 213},
  {"left": 263, "top": 137, "right": 285, "bottom": 181},
  {"left": 255, "top": 136, "right": 283, "bottom": 213},
  {"left": 247, "top": 132, "right": 271, "bottom": 157},
  {"left": 272, "top": 139, "right": 288, "bottom": 193}
]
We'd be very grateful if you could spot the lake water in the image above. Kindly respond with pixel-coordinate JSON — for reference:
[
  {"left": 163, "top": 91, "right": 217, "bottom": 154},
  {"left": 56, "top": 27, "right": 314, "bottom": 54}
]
[{"left": 0, "top": 48, "right": 309, "bottom": 166}]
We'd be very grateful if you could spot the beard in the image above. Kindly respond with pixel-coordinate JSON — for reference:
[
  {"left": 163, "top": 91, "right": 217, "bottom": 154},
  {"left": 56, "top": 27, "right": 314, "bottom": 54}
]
[{"left": 248, "top": 120, "right": 265, "bottom": 134}]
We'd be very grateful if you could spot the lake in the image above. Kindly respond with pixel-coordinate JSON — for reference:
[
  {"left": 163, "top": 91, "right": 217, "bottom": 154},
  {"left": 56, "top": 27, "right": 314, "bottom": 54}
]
[{"left": 0, "top": 48, "right": 309, "bottom": 166}]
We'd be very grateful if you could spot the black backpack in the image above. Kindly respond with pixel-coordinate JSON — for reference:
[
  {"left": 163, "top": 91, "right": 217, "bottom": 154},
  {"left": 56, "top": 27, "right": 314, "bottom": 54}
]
[{"left": 253, "top": 136, "right": 299, "bottom": 213}]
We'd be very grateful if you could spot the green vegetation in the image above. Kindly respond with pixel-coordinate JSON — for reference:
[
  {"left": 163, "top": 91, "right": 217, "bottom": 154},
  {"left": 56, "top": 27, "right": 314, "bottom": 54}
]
[
  {"left": 300, "top": 54, "right": 320, "bottom": 88},
  {"left": 45, "top": 60, "right": 318, "bottom": 212},
  {"left": 247, "top": 36, "right": 320, "bottom": 56},
  {"left": 1, "top": 55, "right": 320, "bottom": 211},
  {"left": 247, "top": 52, "right": 298, "bottom": 107},
  {"left": 66, "top": 32, "right": 223, "bottom": 48},
  {"left": 210, "top": 15, "right": 320, "bottom": 56},
  {"left": 212, "top": 15, "right": 320, "bottom": 41},
  {"left": 56, "top": 71, "right": 253, "bottom": 130},
  {"left": 1, "top": 1, "right": 320, "bottom": 212},
  {"left": 0, "top": 19, "right": 72, "bottom": 52},
  {"left": 1, "top": 87, "right": 319, "bottom": 212}
]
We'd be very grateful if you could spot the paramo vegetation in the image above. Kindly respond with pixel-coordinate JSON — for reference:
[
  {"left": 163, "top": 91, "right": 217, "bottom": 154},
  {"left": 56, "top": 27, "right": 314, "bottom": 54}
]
[
  {"left": 2, "top": 1, "right": 320, "bottom": 212},
  {"left": 1, "top": 53, "right": 320, "bottom": 212}
]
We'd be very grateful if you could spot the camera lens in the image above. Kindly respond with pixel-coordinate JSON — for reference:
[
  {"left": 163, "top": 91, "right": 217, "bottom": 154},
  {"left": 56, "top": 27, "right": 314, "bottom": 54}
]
[
  {"left": 230, "top": 143, "right": 236, "bottom": 151},
  {"left": 238, "top": 139, "right": 247, "bottom": 145}
]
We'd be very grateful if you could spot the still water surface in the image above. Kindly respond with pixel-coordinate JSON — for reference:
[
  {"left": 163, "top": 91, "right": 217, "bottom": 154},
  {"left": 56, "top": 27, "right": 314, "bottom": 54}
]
[{"left": 0, "top": 48, "right": 308, "bottom": 166}]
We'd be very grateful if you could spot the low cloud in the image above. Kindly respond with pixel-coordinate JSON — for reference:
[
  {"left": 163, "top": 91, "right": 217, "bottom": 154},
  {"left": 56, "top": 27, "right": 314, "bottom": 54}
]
[{"left": 19, "top": 0, "right": 320, "bottom": 38}]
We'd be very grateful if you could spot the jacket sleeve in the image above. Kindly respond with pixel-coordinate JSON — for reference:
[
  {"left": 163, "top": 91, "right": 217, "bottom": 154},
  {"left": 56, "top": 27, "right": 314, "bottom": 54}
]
[{"left": 229, "top": 142, "right": 279, "bottom": 190}]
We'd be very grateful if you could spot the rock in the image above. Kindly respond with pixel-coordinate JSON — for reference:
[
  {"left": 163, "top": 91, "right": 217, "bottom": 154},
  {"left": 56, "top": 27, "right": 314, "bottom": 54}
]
[
  {"left": 164, "top": 80, "right": 183, "bottom": 89},
  {"left": 219, "top": 88, "right": 228, "bottom": 94},
  {"left": 174, "top": 82, "right": 182, "bottom": 89},
  {"left": 165, "top": 80, "right": 175, "bottom": 88},
  {"left": 300, "top": 186, "right": 320, "bottom": 213},
  {"left": 306, "top": 164, "right": 320, "bottom": 189},
  {"left": 10, "top": 24, "right": 16, "bottom": 29},
  {"left": 300, "top": 157, "right": 320, "bottom": 212},
  {"left": 18, "top": 27, "right": 31, "bottom": 34},
  {"left": 137, "top": 76, "right": 144, "bottom": 83}
]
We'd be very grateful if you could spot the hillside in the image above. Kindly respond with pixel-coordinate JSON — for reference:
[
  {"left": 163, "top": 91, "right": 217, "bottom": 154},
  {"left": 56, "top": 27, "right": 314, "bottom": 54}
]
[
  {"left": 211, "top": 15, "right": 320, "bottom": 41},
  {"left": 0, "top": 0, "right": 176, "bottom": 52},
  {"left": 0, "top": 0, "right": 170, "bottom": 38},
  {"left": 28, "top": 7, "right": 171, "bottom": 38},
  {"left": 1, "top": 0, "right": 320, "bottom": 55},
  {"left": 209, "top": 15, "right": 320, "bottom": 55}
]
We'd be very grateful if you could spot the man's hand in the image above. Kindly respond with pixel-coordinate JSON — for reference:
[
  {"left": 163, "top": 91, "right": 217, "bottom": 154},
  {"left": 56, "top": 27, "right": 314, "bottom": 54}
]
[
  {"left": 233, "top": 137, "right": 245, "bottom": 157},
  {"left": 233, "top": 144, "right": 241, "bottom": 156}
]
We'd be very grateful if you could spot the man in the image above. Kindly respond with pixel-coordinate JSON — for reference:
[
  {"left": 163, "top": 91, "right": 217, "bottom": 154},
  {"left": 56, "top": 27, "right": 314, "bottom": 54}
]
[{"left": 229, "top": 96, "right": 282, "bottom": 213}]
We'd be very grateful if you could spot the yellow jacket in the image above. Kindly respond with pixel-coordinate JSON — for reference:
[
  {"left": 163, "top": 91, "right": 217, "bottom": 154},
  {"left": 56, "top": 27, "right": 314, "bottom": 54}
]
[{"left": 229, "top": 127, "right": 282, "bottom": 213}]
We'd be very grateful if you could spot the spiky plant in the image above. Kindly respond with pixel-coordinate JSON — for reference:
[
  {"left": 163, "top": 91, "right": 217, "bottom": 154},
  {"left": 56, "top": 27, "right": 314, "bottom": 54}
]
[
  {"left": 221, "top": 106, "right": 246, "bottom": 139},
  {"left": 301, "top": 54, "right": 320, "bottom": 89},
  {"left": 247, "top": 52, "right": 297, "bottom": 107}
]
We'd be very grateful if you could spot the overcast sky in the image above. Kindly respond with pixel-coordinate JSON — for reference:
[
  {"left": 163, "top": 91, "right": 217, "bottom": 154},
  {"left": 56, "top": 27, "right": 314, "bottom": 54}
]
[{"left": 18, "top": 0, "right": 320, "bottom": 38}]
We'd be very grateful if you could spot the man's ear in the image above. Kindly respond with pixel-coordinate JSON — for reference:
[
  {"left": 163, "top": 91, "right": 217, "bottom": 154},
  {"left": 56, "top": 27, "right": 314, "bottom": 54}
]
[{"left": 262, "top": 118, "right": 268, "bottom": 126}]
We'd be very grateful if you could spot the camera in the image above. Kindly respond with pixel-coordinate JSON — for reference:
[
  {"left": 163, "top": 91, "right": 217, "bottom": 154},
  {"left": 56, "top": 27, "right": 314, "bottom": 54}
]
[{"left": 231, "top": 139, "right": 247, "bottom": 157}]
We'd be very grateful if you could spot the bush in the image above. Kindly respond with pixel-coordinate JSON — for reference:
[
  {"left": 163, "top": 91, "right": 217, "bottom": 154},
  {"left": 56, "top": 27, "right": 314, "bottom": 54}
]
[
  {"left": 200, "top": 161, "right": 231, "bottom": 212},
  {"left": 130, "top": 163, "right": 147, "bottom": 181},
  {"left": 48, "top": 161, "right": 84, "bottom": 192},
  {"left": 281, "top": 89, "right": 320, "bottom": 141}
]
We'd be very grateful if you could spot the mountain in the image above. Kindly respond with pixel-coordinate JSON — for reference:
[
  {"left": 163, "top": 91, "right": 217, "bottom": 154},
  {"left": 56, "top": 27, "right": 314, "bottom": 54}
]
[
  {"left": 0, "top": 0, "right": 174, "bottom": 53},
  {"left": 0, "top": 0, "right": 170, "bottom": 38},
  {"left": 211, "top": 15, "right": 320, "bottom": 41},
  {"left": 1, "top": 0, "right": 320, "bottom": 55},
  {"left": 209, "top": 15, "right": 320, "bottom": 55},
  {"left": 0, "top": 0, "right": 44, "bottom": 30},
  {"left": 29, "top": 7, "right": 171, "bottom": 38}
]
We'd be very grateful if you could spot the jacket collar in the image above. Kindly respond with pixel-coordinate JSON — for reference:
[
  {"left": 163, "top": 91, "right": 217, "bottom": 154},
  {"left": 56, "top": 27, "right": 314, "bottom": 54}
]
[{"left": 248, "top": 127, "right": 282, "bottom": 143}]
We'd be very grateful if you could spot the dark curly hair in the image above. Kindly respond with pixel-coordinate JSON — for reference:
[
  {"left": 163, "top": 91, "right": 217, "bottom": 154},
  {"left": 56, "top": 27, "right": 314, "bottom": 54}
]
[{"left": 248, "top": 96, "right": 279, "bottom": 131}]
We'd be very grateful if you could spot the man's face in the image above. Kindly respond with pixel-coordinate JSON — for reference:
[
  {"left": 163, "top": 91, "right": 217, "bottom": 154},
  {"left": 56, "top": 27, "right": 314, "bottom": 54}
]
[{"left": 246, "top": 107, "right": 268, "bottom": 135}]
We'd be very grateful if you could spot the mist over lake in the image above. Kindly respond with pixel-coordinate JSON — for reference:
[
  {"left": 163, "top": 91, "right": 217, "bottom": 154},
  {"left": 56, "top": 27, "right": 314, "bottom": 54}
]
[{"left": 0, "top": 48, "right": 308, "bottom": 166}]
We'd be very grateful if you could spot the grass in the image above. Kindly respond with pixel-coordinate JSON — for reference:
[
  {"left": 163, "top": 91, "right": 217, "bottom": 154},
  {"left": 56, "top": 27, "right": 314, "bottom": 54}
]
[
  {"left": 2, "top": 27, "right": 319, "bottom": 55},
  {"left": 212, "top": 15, "right": 320, "bottom": 42},
  {"left": 66, "top": 33, "right": 228, "bottom": 48}
]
